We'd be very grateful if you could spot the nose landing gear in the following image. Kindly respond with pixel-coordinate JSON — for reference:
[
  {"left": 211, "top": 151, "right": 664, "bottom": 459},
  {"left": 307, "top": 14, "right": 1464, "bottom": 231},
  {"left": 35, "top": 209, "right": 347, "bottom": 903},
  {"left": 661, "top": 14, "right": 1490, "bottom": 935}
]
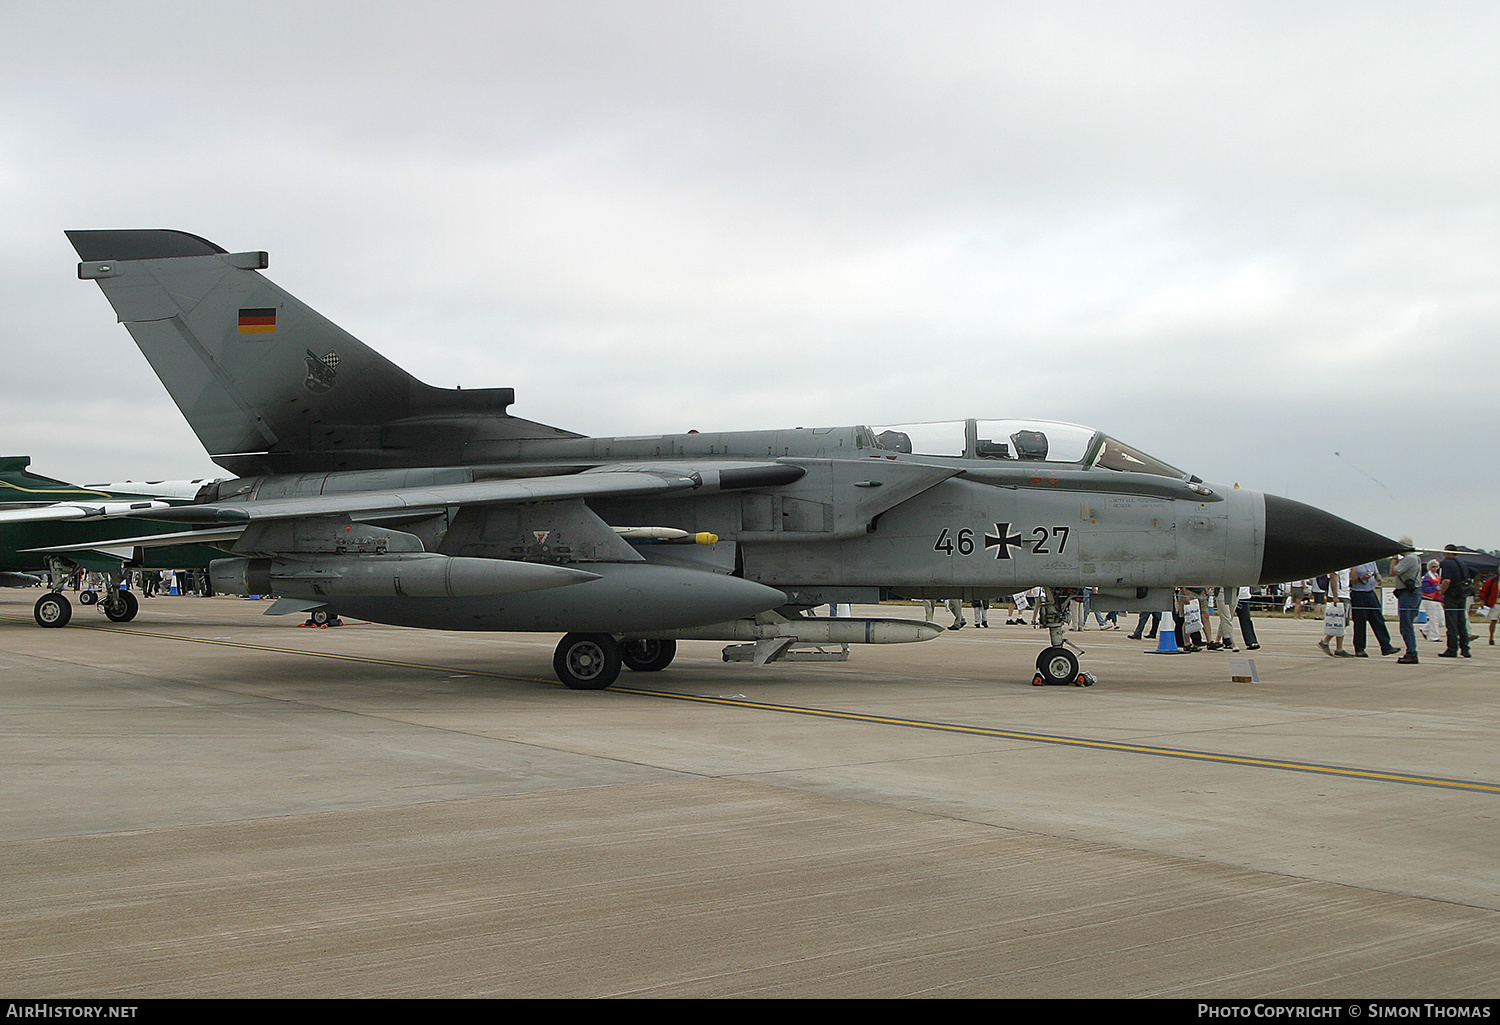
[{"left": 1030, "top": 588, "right": 1094, "bottom": 687}]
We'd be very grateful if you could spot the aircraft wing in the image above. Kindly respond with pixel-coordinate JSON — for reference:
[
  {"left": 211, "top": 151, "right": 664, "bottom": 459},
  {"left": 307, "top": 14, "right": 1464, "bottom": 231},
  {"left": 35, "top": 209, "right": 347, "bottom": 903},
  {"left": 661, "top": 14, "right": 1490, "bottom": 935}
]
[
  {"left": 25, "top": 463, "right": 805, "bottom": 553},
  {"left": 125, "top": 470, "right": 699, "bottom": 525},
  {"left": 120, "top": 466, "right": 797, "bottom": 525},
  {"left": 0, "top": 500, "right": 174, "bottom": 524},
  {"left": 24, "top": 526, "right": 248, "bottom": 554}
]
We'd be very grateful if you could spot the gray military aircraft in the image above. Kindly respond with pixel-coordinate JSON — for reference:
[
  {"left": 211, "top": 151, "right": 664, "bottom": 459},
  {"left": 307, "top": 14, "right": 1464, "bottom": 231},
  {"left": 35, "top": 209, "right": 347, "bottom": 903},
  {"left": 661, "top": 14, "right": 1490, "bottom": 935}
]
[{"left": 61, "top": 229, "right": 1405, "bottom": 688}]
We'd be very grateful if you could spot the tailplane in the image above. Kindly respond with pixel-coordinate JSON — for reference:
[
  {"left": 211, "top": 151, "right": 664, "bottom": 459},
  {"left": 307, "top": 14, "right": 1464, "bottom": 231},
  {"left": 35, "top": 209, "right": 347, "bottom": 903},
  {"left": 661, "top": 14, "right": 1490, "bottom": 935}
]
[{"left": 68, "top": 230, "right": 578, "bottom": 476}]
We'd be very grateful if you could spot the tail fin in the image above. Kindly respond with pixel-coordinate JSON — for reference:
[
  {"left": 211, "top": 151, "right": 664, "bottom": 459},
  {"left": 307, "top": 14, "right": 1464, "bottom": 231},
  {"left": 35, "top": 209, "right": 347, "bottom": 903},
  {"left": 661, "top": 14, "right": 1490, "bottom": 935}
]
[{"left": 68, "top": 230, "right": 577, "bottom": 476}]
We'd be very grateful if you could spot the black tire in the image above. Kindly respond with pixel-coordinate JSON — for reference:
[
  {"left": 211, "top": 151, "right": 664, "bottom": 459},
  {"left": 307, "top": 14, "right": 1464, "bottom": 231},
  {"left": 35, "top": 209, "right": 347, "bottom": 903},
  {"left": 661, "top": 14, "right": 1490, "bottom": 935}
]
[
  {"left": 553, "top": 633, "right": 622, "bottom": 690},
  {"left": 309, "top": 607, "right": 332, "bottom": 626},
  {"left": 34, "top": 592, "right": 72, "bottom": 628},
  {"left": 79, "top": 590, "right": 97, "bottom": 605},
  {"left": 104, "top": 590, "right": 139, "bottom": 623},
  {"left": 621, "top": 638, "right": 677, "bottom": 672},
  {"left": 1035, "top": 645, "right": 1080, "bottom": 686}
]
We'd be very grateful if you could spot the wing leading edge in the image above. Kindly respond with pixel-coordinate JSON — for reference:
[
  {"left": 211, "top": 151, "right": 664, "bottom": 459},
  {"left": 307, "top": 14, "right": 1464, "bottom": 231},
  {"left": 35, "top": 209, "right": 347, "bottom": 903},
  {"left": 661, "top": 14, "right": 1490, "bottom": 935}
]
[{"left": 123, "top": 469, "right": 707, "bottom": 525}]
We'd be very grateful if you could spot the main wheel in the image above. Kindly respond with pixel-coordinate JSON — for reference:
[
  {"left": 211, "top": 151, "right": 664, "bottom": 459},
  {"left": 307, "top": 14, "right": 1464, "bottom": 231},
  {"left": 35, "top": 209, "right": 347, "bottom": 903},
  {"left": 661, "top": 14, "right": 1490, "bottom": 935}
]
[
  {"left": 34, "top": 592, "right": 72, "bottom": 628},
  {"left": 621, "top": 638, "right": 677, "bottom": 672},
  {"left": 309, "top": 607, "right": 333, "bottom": 626},
  {"left": 104, "top": 590, "right": 139, "bottom": 623},
  {"left": 553, "top": 633, "right": 623, "bottom": 690},
  {"left": 79, "top": 590, "right": 97, "bottom": 605},
  {"left": 1035, "top": 645, "right": 1080, "bottom": 686}
]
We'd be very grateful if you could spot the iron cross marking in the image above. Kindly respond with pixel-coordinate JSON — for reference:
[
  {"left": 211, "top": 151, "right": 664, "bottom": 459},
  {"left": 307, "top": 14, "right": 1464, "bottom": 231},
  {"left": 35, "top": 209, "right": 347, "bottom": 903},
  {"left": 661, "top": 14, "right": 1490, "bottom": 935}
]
[{"left": 984, "top": 522, "right": 1024, "bottom": 559}]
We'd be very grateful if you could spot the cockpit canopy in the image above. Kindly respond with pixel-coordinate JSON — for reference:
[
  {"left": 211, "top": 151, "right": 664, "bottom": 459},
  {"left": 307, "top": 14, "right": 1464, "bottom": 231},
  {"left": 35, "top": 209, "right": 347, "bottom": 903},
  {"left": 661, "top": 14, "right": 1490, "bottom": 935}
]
[{"left": 861, "top": 419, "right": 1187, "bottom": 479}]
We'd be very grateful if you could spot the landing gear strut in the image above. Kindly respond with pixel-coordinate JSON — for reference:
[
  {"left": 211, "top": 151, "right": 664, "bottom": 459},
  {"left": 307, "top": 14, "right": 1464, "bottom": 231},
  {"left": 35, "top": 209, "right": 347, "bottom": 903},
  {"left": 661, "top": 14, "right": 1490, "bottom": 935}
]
[{"left": 1032, "top": 587, "right": 1092, "bottom": 686}]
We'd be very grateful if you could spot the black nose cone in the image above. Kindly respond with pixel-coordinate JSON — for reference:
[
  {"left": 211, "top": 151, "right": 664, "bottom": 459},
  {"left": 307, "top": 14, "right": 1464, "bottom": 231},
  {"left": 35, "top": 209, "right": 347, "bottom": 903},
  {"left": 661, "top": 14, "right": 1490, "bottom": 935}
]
[{"left": 1260, "top": 494, "right": 1407, "bottom": 584}]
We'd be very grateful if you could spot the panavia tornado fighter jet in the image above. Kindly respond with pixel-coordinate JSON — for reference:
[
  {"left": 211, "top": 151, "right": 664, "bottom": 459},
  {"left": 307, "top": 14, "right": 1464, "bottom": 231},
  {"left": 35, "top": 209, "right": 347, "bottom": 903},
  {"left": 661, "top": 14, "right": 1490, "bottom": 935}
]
[{"left": 62, "top": 229, "right": 1405, "bottom": 688}]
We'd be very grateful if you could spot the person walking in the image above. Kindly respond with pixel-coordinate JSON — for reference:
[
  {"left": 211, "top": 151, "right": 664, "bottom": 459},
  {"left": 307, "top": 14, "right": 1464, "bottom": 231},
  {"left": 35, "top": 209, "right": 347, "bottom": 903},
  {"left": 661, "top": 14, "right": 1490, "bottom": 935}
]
[
  {"left": 1419, "top": 560, "right": 1445, "bottom": 642},
  {"left": 1437, "top": 546, "right": 1473, "bottom": 658},
  {"left": 1349, "top": 561, "right": 1399, "bottom": 657},
  {"left": 1128, "top": 609, "right": 1161, "bottom": 640},
  {"left": 1479, "top": 572, "right": 1498, "bottom": 646},
  {"left": 974, "top": 599, "right": 990, "bottom": 628},
  {"left": 1319, "top": 568, "right": 1352, "bottom": 657},
  {"left": 945, "top": 597, "right": 967, "bottom": 631},
  {"left": 1389, "top": 539, "right": 1423, "bottom": 664},
  {"left": 1232, "top": 586, "right": 1261, "bottom": 650}
]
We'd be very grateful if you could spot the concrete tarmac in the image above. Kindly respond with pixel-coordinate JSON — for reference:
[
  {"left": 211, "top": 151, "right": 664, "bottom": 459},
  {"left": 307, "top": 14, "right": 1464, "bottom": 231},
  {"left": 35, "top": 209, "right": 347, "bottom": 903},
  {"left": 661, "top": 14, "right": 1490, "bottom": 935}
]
[{"left": 1, "top": 594, "right": 1496, "bottom": 998}]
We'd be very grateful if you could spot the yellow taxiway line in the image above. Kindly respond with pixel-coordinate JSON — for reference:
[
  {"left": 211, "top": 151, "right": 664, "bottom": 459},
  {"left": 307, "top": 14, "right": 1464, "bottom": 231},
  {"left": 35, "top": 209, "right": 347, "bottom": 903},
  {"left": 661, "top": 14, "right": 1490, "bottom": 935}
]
[{"left": 36, "top": 619, "right": 1500, "bottom": 796}]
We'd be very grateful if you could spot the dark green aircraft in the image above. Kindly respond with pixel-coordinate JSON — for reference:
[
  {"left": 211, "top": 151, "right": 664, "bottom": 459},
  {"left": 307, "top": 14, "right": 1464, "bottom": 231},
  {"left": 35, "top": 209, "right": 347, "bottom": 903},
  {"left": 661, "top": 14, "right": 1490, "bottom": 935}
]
[{"left": 0, "top": 456, "right": 228, "bottom": 627}]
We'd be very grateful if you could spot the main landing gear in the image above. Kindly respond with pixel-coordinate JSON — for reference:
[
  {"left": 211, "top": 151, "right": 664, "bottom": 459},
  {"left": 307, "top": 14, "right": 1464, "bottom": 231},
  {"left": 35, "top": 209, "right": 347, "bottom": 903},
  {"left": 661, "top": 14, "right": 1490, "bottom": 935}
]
[
  {"left": 33, "top": 558, "right": 138, "bottom": 628},
  {"left": 35, "top": 556, "right": 76, "bottom": 628},
  {"left": 620, "top": 638, "right": 677, "bottom": 673},
  {"left": 102, "top": 588, "right": 139, "bottom": 623},
  {"left": 34, "top": 591, "right": 71, "bottom": 628},
  {"left": 34, "top": 584, "right": 137, "bottom": 627},
  {"left": 553, "top": 633, "right": 623, "bottom": 690},
  {"left": 1031, "top": 588, "right": 1093, "bottom": 687},
  {"left": 552, "top": 635, "right": 679, "bottom": 689},
  {"left": 96, "top": 566, "right": 139, "bottom": 624}
]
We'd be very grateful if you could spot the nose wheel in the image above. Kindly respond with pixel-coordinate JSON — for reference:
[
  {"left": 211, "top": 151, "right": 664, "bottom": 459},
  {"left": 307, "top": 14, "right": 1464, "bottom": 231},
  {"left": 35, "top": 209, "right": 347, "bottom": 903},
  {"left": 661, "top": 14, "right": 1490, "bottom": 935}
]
[
  {"left": 1034, "top": 645, "right": 1089, "bottom": 686},
  {"left": 1031, "top": 587, "right": 1095, "bottom": 686}
]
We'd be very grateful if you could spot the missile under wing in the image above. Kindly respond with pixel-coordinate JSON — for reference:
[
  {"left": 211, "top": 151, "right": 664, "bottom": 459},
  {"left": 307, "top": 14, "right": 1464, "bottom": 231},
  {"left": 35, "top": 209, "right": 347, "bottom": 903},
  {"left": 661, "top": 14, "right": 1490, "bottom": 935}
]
[{"left": 65, "top": 230, "right": 1406, "bottom": 688}]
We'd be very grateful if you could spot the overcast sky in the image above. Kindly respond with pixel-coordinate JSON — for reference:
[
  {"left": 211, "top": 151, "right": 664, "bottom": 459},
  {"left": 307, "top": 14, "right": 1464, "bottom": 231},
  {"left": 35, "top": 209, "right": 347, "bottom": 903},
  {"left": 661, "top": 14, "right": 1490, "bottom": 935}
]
[{"left": 3, "top": 1, "right": 1495, "bottom": 549}]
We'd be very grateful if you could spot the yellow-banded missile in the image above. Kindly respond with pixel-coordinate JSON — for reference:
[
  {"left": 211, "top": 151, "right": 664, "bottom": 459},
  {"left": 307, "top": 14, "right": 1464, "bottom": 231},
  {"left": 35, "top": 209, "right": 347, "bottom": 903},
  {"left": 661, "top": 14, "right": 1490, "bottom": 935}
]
[{"left": 613, "top": 526, "right": 720, "bottom": 544}]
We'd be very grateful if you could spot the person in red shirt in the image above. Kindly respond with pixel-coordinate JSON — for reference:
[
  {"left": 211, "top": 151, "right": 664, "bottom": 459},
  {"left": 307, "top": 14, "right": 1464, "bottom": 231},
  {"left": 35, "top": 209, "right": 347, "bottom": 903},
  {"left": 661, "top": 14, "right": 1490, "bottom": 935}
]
[{"left": 1480, "top": 573, "right": 1499, "bottom": 646}]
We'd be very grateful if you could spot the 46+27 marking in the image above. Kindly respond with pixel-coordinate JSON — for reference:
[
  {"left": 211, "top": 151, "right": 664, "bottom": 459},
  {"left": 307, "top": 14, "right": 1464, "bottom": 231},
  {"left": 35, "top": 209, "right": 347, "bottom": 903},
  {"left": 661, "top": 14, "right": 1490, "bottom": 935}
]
[{"left": 934, "top": 523, "right": 1070, "bottom": 559}]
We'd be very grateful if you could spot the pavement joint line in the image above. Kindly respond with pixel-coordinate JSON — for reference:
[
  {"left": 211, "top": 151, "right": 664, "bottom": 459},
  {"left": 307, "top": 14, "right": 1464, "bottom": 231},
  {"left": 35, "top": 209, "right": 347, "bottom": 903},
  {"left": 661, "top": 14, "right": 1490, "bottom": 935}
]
[{"left": 23, "top": 616, "right": 1500, "bottom": 797}]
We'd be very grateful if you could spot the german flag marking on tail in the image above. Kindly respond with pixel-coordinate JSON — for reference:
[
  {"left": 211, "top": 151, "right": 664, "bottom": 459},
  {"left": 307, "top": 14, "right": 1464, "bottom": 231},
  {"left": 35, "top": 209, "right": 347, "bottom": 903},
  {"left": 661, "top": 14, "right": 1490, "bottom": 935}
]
[{"left": 238, "top": 308, "right": 276, "bottom": 334}]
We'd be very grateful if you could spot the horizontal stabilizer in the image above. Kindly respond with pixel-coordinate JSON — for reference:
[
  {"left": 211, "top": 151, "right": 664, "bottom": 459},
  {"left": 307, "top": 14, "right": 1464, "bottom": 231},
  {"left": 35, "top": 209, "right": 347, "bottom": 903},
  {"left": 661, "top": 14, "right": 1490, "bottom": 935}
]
[{"left": 67, "top": 229, "right": 227, "bottom": 261}]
